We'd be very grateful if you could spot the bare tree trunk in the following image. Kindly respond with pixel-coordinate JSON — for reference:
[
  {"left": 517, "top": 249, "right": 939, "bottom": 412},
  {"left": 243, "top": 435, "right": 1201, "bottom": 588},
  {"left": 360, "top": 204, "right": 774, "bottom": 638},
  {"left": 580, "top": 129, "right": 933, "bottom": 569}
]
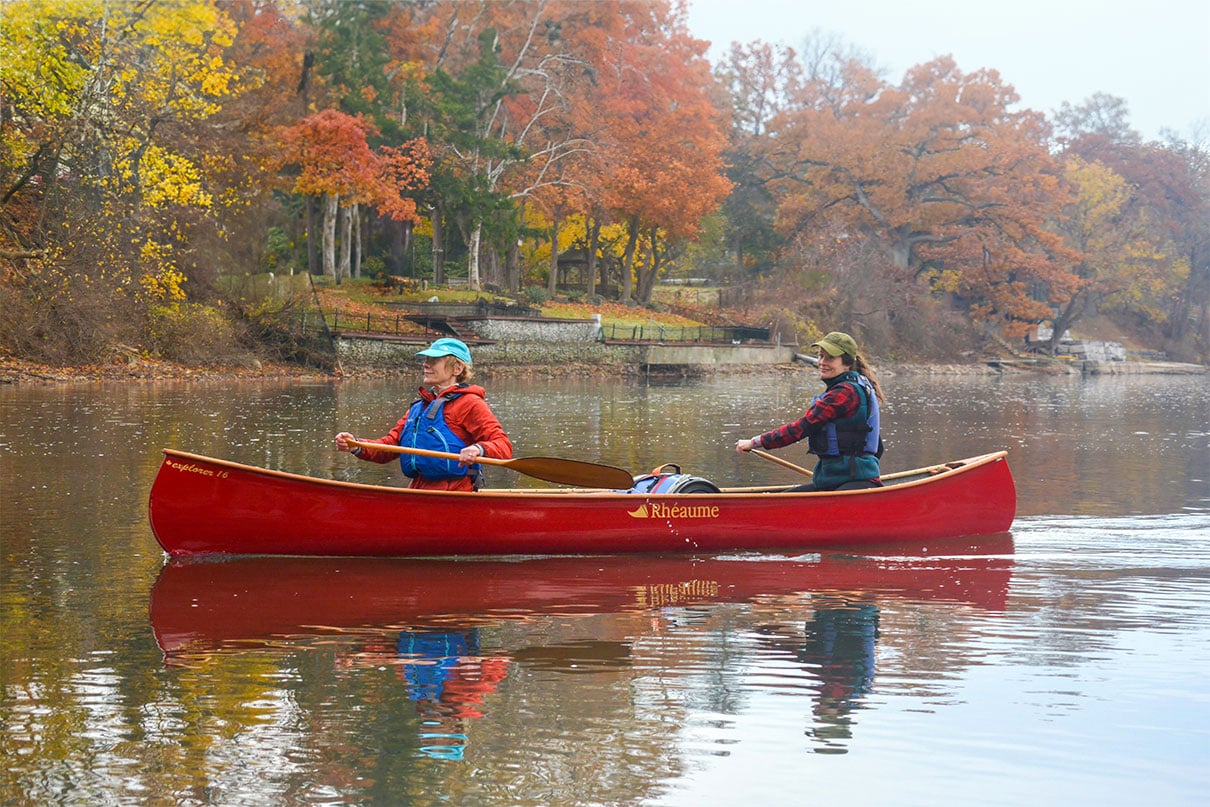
[
  {"left": 547, "top": 211, "right": 561, "bottom": 298},
  {"left": 468, "top": 222, "right": 482, "bottom": 291},
  {"left": 307, "top": 195, "right": 320, "bottom": 274},
  {"left": 432, "top": 209, "right": 445, "bottom": 285},
  {"left": 620, "top": 214, "right": 640, "bottom": 302},
  {"left": 384, "top": 219, "right": 408, "bottom": 276},
  {"left": 351, "top": 204, "right": 362, "bottom": 278},
  {"left": 636, "top": 226, "right": 664, "bottom": 303},
  {"left": 338, "top": 203, "right": 353, "bottom": 284},
  {"left": 323, "top": 192, "right": 338, "bottom": 282},
  {"left": 509, "top": 201, "right": 528, "bottom": 293},
  {"left": 586, "top": 217, "right": 600, "bottom": 298},
  {"left": 505, "top": 238, "right": 521, "bottom": 292}
]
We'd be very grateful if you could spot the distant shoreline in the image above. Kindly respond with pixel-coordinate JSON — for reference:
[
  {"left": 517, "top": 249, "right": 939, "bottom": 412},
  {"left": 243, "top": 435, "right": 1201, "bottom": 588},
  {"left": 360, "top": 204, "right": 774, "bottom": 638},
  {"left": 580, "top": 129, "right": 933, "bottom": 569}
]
[{"left": 2, "top": 354, "right": 1203, "bottom": 386}]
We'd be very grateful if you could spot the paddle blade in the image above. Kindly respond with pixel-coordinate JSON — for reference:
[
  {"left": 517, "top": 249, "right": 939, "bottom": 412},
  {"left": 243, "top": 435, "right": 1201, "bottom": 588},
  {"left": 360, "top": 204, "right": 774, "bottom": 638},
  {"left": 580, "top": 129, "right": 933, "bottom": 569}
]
[{"left": 506, "top": 457, "right": 634, "bottom": 489}]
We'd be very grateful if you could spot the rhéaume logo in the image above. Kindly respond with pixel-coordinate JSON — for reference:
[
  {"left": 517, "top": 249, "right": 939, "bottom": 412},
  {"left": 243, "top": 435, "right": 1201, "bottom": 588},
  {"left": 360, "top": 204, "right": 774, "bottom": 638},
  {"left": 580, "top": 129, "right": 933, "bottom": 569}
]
[{"left": 627, "top": 502, "right": 720, "bottom": 519}]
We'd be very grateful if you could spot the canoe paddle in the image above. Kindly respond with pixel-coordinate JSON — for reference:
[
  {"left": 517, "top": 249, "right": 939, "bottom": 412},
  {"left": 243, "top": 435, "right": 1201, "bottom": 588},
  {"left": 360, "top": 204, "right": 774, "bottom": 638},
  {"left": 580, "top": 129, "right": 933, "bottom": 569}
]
[
  {"left": 348, "top": 439, "right": 635, "bottom": 489},
  {"left": 751, "top": 448, "right": 813, "bottom": 477},
  {"left": 753, "top": 449, "right": 956, "bottom": 482}
]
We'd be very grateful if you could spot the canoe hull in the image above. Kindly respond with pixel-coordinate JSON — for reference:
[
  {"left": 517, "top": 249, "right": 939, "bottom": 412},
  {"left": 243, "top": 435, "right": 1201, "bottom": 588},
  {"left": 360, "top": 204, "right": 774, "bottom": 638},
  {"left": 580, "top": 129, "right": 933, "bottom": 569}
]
[{"left": 148, "top": 449, "right": 1016, "bottom": 557}]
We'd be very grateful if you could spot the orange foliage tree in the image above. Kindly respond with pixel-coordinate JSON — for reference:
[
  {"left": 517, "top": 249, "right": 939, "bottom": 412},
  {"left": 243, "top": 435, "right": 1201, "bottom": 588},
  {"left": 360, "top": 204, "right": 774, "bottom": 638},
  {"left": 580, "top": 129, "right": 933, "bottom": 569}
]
[
  {"left": 761, "top": 55, "right": 1082, "bottom": 336},
  {"left": 590, "top": 2, "right": 732, "bottom": 302},
  {"left": 277, "top": 110, "right": 429, "bottom": 284}
]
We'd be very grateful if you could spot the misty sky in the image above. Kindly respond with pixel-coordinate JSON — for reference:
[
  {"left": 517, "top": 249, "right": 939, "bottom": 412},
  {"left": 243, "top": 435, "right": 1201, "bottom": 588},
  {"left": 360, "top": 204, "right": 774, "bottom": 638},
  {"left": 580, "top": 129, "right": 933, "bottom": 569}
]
[{"left": 685, "top": 0, "right": 1210, "bottom": 141}]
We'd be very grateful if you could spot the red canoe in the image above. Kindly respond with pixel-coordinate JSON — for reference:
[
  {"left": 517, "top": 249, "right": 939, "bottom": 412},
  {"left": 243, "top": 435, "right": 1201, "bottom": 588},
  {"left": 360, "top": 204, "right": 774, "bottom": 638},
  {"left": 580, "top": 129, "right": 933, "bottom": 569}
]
[
  {"left": 150, "top": 542, "right": 1015, "bottom": 658},
  {"left": 147, "top": 448, "right": 1016, "bottom": 557}
]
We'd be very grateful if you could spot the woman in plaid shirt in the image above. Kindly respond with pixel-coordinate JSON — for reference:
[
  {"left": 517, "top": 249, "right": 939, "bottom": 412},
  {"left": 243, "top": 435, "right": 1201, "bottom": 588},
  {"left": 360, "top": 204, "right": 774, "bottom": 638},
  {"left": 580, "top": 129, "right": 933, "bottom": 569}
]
[{"left": 735, "top": 332, "right": 885, "bottom": 492}]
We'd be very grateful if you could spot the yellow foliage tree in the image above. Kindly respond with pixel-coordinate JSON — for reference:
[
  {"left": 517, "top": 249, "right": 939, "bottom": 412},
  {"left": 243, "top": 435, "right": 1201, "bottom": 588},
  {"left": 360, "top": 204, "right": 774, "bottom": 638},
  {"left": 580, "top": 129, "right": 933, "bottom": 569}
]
[
  {"left": 0, "top": 0, "right": 245, "bottom": 362},
  {"left": 1047, "top": 156, "right": 1174, "bottom": 352}
]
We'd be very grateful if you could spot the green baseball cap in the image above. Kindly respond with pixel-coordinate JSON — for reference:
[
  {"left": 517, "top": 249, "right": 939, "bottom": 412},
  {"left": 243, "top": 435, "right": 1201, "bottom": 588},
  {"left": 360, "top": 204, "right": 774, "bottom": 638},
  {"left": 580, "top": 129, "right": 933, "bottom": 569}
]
[{"left": 811, "top": 332, "right": 859, "bottom": 358}]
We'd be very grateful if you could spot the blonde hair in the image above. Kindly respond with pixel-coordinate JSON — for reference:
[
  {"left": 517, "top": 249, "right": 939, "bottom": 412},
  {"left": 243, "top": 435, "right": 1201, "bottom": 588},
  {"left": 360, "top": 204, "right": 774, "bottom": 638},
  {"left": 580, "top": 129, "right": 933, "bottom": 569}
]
[{"left": 444, "top": 356, "right": 473, "bottom": 383}]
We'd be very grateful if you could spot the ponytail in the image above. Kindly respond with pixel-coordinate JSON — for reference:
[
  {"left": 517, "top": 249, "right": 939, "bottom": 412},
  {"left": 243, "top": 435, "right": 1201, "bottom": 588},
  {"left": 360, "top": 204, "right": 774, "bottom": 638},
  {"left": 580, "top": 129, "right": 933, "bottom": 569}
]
[{"left": 850, "top": 354, "right": 885, "bottom": 404}]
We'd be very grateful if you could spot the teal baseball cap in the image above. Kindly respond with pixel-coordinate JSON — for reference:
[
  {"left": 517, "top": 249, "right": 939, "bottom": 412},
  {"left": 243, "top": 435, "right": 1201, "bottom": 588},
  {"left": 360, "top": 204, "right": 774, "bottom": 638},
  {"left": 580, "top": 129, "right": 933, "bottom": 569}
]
[{"left": 417, "top": 337, "right": 472, "bottom": 364}]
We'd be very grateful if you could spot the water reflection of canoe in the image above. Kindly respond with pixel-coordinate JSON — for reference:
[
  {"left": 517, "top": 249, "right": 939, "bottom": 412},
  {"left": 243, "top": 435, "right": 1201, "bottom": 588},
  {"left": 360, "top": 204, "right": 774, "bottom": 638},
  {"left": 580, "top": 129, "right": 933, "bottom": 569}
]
[
  {"left": 149, "top": 539, "right": 1014, "bottom": 657},
  {"left": 147, "top": 449, "right": 1016, "bottom": 557}
]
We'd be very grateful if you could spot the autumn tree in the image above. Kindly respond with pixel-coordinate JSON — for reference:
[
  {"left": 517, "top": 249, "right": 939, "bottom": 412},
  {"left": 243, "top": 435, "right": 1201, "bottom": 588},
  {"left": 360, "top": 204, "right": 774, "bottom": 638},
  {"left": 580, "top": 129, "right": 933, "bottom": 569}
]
[
  {"left": 371, "top": 1, "right": 584, "bottom": 291},
  {"left": 712, "top": 33, "right": 875, "bottom": 281},
  {"left": 1059, "top": 94, "right": 1210, "bottom": 358},
  {"left": 1045, "top": 157, "right": 1169, "bottom": 353},
  {"left": 591, "top": 2, "right": 731, "bottom": 303},
  {"left": 521, "top": 0, "right": 644, "bottom": 298},
  {"left": 712, "top": 42, "right": 795, "bottom": 280},
  {"left": 1153, "top": 133, "right": 1210, "bottom": 356},
  {"left": 195, "top": 0, "right": 312, "bottom": 280},
  {"left": 277, "top": 110, "right": 429, "bottom": 283},
  {"left": 763, "top": 55, "right": 1081, "bottom": 337},
  {"left": 0, "top": 0, "right": 245, "bottom": 363}
]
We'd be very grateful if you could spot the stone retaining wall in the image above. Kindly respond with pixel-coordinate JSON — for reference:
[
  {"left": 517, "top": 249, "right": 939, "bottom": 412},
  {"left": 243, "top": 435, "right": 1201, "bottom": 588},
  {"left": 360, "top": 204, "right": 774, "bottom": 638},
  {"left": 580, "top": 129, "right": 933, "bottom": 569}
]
[
  {"left": 474, "top": 340, "right": 634, "bottom": 367},
  {"left": 467, "top": 316, "right": 601, "bottom": 343},
  {"left": 639, "top": 342, "right": 795, "bottom": 366},
  {"left": 334, "top": 336, "right": 424, "bottom": 369},
  {"left": 335, "top": 335, "right": 791, "bottom": 370}
]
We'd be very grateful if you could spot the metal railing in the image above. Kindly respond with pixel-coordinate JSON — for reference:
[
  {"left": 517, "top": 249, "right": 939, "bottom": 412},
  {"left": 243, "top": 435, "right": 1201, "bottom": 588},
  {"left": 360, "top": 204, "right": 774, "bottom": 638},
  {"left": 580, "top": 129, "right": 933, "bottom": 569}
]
[
  {"left": 302, "top": 311, "right": 437, "bottom": 339},
  {"left": 600, "top": 324, "right": 771, "bottom": 344}
]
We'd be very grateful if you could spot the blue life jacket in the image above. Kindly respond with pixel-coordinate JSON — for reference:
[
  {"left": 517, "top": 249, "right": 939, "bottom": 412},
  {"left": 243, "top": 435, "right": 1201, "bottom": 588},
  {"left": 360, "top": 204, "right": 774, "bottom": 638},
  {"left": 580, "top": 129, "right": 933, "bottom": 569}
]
[
  {"left": 806, "top": 371, "right": 882, "bottom": 458},
  {"left": 399, "top": 393, "right": 478, "bottom": 481}
]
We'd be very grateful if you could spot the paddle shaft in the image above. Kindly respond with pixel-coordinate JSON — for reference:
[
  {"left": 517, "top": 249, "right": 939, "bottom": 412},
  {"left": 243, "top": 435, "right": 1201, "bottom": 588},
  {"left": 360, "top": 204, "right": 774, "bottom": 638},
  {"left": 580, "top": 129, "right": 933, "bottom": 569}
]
[
  {"left": 751, "top": 448, "right": 813, "bottom": 477},
  {"left": 753, "top": 449, "right": 953, "bottom": 482},
  {"left": 351, "top": 439, "right": 510, "bottom": 469},
  {"left": 348, "top": 439, "right": 634, "bottom": 489}
]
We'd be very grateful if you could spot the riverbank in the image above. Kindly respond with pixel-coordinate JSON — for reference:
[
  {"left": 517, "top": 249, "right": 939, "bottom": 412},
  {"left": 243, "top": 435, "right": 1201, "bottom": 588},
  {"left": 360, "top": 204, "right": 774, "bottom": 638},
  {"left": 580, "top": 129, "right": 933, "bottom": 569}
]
[
  {"left": 0, "top": 354, "right": 330, "bottom": 385},
  {"left": 5, "top": 351, "right": 1203, "bottom": 386}
]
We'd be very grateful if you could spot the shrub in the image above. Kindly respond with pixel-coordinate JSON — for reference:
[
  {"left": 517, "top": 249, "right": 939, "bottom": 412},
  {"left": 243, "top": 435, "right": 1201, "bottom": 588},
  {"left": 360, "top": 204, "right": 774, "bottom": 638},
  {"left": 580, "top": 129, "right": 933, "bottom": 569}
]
[
  {"left": 523, "top": 285, "right": 549, "bottom": 304},
  {"left": 0, "top": 264, "right": 142, "bottom": 365},
  {"left": 148, "top": 304, "right": 248, "bottom": 365}
]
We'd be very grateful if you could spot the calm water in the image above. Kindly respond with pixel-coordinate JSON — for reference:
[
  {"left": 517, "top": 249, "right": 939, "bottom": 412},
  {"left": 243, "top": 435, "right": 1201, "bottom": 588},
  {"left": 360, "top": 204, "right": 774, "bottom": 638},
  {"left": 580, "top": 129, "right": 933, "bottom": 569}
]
[{"left": 2, "top": 371, "right": 1208, "bottom": 806}]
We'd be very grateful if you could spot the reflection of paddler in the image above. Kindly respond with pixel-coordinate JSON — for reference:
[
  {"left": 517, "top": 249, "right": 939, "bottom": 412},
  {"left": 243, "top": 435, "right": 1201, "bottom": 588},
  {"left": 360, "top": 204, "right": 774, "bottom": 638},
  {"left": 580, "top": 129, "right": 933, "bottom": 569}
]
[
  {"left": 399, "top": 630, "right": 473, "bottom": 702},
  {"left": 753, "top": 598, "right": 881, "bottom": 752},
  {"left": 797, "top": 600, "right": 880, "bottom": 753},
  {"left": 398, "top": 629, "right": 510, "bottom": 720},
  {"left": 800, "top": 602, "right": 879, "bottom": 703}
]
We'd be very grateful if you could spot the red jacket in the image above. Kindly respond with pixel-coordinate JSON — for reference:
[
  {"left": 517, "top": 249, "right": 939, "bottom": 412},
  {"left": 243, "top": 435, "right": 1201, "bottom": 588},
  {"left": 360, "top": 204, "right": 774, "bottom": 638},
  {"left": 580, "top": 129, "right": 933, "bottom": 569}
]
[{"left": 355, "top": 384, "right": 513, "bottom": 491}]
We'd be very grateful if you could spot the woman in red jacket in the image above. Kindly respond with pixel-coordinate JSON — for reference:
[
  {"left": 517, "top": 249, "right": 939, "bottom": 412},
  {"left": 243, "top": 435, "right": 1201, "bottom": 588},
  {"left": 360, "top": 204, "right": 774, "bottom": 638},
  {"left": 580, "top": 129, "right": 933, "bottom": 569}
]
[{"left": 334, "top": 338, "right": 513, "bottom": 491}]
